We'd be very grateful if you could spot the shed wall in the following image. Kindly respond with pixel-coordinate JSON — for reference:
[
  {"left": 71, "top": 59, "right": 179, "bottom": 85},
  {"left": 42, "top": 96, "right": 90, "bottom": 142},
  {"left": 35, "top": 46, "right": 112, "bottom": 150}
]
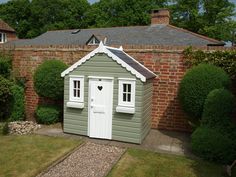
[
  {"left": 64, "top": 53, "right": 145, "bottom": 143},
  {"left": 141, "top": 80, "right": 153, "bottom": 141}
]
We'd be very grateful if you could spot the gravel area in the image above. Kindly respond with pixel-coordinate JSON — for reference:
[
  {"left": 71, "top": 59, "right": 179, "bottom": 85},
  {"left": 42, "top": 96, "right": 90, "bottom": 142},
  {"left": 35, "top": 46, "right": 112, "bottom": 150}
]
[{"left": 38, "top": 142, "right": 125, "bottom": 177}]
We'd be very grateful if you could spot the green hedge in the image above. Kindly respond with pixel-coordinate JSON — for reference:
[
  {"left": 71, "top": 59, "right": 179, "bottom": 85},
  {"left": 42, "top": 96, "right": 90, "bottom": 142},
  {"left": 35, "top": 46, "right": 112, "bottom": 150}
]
[
  {"left": 202, "top": 88, "right": 234, "bottom": 129},
  {"left": 33, "top": 60, "right": 67, "bottom": 100},
  {"left": 191, "top": 126, "right": 234, "bottom": 164},
  {"left": 35, "top": 105, "right": 60, "bottom": 124},
  {"left": 178, "top": 64, "right": 231, "bottom": 124},
  {"left": 9, "top": 85, "right": 25, "bottom": 121},
  {"left": 183, "top": 47, "right": 236, "bottom": 78},
  {"left": 0, "top": 76, "right": 12, "bottom": 121},
  {"left": 0, "top": 53, "right": 12, "bottom": 78}
]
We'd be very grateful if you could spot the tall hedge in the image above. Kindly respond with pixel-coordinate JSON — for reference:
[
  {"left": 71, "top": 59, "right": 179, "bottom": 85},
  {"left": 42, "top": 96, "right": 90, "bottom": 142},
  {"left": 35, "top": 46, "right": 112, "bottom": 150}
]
[
  {"left": 33, "top": 60, "right": 67, "bottom": 100},
  {"left": 184, "top": 47, "right": 236, "bottom": 78},
  {"left": 0, "top": 76, "right": 12, "bottom": 121},
  {"left": 178, "top": 64, "right": 231, "bottom": 123},
  {"left": 0, "top": 53, "right": 12, "bottom": 78},
  {"left": 9, "top": 85, "right": 25, "bottom": 121},
  {"left": 201, "top": 88, "right": 234, "bottom": 129}
]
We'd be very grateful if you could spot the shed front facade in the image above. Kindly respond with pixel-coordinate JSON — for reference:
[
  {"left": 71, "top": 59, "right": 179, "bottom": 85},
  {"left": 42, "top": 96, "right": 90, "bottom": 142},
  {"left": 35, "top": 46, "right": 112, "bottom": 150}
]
[{"left": 61, "top": 42, "right": 156, "bottom": 144}]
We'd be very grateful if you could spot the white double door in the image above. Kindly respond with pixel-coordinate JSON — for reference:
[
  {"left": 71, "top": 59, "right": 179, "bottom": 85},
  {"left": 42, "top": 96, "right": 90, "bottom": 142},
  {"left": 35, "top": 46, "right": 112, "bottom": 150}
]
[{"left": 88, "top": 78, "right": 113, "bottom": 139}]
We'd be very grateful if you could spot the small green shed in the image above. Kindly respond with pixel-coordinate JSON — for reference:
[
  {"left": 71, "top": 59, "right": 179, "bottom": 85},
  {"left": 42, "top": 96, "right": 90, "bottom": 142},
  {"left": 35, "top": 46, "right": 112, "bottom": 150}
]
[{"left": 61, "top": 42, "right": 156, "bottom": 144}]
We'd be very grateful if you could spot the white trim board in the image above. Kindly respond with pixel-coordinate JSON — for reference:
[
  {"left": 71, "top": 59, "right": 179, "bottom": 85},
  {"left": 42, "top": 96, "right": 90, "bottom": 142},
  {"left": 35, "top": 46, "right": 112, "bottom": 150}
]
[{"left": 61, "top": 42, "right": 157, "bottom": 82}]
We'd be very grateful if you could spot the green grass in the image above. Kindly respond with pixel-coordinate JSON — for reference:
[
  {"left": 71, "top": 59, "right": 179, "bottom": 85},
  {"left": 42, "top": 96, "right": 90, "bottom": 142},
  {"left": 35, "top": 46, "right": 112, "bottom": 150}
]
[
  {"left": 107, "top": 148, "right": 236, "bottom": 177},
  {"left": 0, "top": 135, "right": 81, "bottom": 177}
]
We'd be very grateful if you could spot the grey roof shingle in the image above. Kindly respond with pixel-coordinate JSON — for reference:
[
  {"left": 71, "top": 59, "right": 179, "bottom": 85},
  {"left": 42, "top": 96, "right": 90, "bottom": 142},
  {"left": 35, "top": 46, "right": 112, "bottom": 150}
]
[
  {"left": 8, "top": 24, "right": 224, "bottom": 46},
  {"left": 107, "top": 48, "right": 156, "bottom": 80}
]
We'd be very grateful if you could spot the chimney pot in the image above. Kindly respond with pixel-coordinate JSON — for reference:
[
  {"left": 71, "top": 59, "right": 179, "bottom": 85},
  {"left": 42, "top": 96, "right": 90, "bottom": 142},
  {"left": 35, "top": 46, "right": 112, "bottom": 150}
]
[{"left": 151, "top": 9, "right": 170, "bottom": 25}]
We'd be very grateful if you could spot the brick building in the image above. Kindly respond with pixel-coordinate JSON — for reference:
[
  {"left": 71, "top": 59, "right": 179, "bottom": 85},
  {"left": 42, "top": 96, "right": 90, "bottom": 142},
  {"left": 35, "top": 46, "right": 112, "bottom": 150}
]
[
  {"left": 0, "top": 9, "right": 229, "bottom": 132},
  {"left": 0, "top": 19, "right": 17, "bottom": 44}
]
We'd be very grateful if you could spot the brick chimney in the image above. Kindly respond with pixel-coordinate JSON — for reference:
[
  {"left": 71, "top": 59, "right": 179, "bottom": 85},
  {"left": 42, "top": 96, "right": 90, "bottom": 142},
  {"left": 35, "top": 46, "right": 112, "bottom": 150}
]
[{"left": 151, "top": 9, "right": 170, "bottom": 25}]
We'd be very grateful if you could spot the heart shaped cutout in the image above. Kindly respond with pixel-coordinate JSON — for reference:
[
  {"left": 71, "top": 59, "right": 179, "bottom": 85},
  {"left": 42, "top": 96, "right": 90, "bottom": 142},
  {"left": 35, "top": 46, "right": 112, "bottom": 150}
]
[{"left": 97, "top": 86, "right": 103, "bottom": 91}]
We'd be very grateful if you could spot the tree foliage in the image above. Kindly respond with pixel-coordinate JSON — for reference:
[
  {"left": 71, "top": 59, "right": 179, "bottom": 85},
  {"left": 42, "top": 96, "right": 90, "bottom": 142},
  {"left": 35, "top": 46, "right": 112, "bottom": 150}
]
[{"left": 0, "top": 0, "right": 235, "bottom": 42}]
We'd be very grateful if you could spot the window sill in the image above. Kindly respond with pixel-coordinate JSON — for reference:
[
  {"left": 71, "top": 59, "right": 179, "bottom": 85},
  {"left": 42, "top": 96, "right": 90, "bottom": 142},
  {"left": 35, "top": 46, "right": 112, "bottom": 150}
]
[
  {"left": 67, "top": 101, "right": 84, "bottom": 109},
  {"left": 116, "top": 106, "right": 135, "bottom": 114}
]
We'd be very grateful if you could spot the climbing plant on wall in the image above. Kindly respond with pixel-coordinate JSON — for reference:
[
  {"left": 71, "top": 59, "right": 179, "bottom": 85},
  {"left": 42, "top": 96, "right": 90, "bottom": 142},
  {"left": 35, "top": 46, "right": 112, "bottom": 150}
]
[{"left": 183, "top": 47, "right": 236, "bottom": 79}]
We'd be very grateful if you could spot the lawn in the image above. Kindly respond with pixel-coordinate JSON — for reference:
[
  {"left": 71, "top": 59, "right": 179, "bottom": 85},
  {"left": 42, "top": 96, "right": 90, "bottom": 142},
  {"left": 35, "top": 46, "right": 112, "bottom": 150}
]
[
  {"left": 107, "top": 148, "right": 236, "bottom": 177},
  {"left": 0, "top": 134, "right": 81, "bottom": 177}
]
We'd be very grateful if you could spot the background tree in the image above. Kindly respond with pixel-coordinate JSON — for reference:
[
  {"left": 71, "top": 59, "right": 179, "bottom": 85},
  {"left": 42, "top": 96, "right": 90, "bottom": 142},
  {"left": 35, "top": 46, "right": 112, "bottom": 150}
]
[
  {"left": 83, "top": 0, "right": 167, "bottom": 28},
  {"left": 169, "top": 0, "right": 236, "bottom": 42}
]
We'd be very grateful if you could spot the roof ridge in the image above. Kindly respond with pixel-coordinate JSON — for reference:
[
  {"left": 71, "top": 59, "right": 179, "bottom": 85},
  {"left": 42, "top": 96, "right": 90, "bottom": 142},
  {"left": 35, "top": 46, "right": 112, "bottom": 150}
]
[
  {"left": 167, "top": 24, "right": 223, "bottom": 44},
  {"left": 47, "top": 25, "right": 148, "bottom": 32}
]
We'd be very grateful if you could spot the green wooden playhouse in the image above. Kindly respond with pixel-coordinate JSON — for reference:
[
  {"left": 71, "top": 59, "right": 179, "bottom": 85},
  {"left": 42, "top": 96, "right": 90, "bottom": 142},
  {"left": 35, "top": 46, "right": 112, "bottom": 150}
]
[{"left": 61, "top": 42, "right": 156, "bottom": 144}]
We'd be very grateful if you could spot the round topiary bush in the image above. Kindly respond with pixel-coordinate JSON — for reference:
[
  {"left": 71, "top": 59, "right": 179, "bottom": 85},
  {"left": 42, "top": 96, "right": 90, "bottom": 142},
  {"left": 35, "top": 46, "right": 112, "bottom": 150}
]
[
  {"left": 33, "top": 60, "right": 67, "bottom": 100},
  {"left": 35, "top": 105, "right": 60, "bottom": 124},
  {"left": 178, "top": 64, "right": 231, "bottom": 123},
  {"left": 0, "top": 76, "right": 12, "bottom": 121},
  {"left": 202, "top": 88, "right": 234, "bottom": 129},
  {"left": 191, "top": 126, "right": 234, "bottom": 164}
]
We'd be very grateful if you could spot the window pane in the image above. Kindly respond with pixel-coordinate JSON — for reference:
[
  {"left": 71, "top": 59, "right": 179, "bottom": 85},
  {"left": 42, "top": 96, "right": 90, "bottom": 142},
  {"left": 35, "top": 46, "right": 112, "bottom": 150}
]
[
  {"left": 73, "top": 89, "right": 76, "bottom": 97},
  {"left": 95, "top": 38, "right": 99, "bottom": 44},
  {"left": 123, "top": 93, "right": 126, "bottom": 101},
  {"left": 77, "top": 89, "right": 80, "bottom": 97},
  {"left": 77, "top": 81, "right": 80, "bottom": 89},
  {"left": 0, "top": 33, "right": 2, "bottom": 42},
  {"left": 123, "top": 84, "right": 126, "bottom": 92},
  {"left": 127, "top": 93, "right": 131, "bottom": 102},
  {"left": 127, "top": 84, "right": 131, "bottom": 92},
  {"left": 3, "top": 33, "right": 6, "bottom": 42},
  {"left": 74, "top": 80, "right": 77, "bottom": 88}
]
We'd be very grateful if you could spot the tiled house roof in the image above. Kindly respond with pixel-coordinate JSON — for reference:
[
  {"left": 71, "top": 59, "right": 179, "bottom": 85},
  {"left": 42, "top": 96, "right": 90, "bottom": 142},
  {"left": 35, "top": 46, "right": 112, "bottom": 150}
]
[
  {"left": 0, "top": 19, "right": 15, "bottom": 32},
  {"left": 9, "top": 24, "right": 224, "bottom": 47}
]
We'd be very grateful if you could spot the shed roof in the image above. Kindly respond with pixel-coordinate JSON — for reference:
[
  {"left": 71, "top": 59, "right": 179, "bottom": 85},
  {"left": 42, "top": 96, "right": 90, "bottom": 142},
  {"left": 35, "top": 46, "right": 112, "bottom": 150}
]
[
  {"left": 61, "top": 42, "right": 156, "bottom": 82},
  {"left": 10, "top": 24, "right": 223, "bottom": 46},
  {"left": 0, "top": 19, "right": 15, "bottom": 32}
]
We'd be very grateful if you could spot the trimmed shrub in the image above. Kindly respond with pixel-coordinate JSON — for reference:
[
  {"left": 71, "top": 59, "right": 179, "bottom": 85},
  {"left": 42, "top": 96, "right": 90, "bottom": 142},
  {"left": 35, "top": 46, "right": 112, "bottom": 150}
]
[
  {"left": 35, "top": 105, "right": 60, "bottom": 124},
  {"left": 178, "top": 64, "right": 231, "bottom": 123},
  {"left": 0, "top": 76, "right": 12, "bottom": 121},
  {"left": 33, "top": 60, "right": 67, "bottom": 100},
  {"left": 191, "top": 126, "right": 234, "bottom": 164},
  {"left": 9, "top": 85, "right": 25, "bottom": 121},
  {"left": 202, "top": 88, "right": 234, "bottom": 129}
]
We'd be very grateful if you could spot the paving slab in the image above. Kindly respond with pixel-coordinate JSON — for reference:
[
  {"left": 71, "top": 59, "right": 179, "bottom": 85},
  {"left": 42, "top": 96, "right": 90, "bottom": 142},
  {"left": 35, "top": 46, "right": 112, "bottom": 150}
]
[{"left": 35, "top": 127, "right": 192, "bottom": 156}]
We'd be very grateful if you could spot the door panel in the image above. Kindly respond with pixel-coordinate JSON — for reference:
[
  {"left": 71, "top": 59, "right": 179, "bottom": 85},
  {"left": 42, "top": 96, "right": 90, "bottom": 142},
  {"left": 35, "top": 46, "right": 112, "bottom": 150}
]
[{"left": 88, "top": 78, "right": 113, "bottom": 139}]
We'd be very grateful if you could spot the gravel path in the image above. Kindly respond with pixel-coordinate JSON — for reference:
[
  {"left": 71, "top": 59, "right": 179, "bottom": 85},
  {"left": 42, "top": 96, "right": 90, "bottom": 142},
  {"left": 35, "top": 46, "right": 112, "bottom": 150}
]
[{"left": 38, "top": 142, "right": 125, "bottom": 177}]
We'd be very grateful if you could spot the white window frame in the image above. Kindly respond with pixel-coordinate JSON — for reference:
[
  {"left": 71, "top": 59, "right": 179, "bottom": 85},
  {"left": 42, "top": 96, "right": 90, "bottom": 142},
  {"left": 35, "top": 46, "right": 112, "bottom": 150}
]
[
  {"left": 69, "top": 75, "right": 84, "bottom": 102},
  {"left": 0, "top": 33, "right": 7, "bottom": 43},
  {"left": 87, "top": 37, "right": 99, "bottom": 45},
  {"left": 118, "top": 78, "right": 136, "bottom": 107}
]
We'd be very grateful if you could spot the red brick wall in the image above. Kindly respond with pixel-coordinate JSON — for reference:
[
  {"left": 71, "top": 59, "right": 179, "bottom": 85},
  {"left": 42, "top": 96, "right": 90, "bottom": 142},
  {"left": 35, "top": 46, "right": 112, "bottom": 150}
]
[
  {"left": 6, "top": 32, "right": 18, "bottom": 42},
  {"left": 1, "top": 45, "right": 233, "bottom": 132}
]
